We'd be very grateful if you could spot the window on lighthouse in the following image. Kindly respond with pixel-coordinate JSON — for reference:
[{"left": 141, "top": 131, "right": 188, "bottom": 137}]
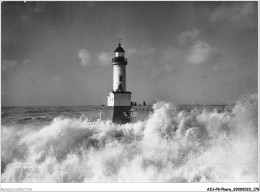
[
  {"left": 119, "top": 75, "right": 123, "bottom": 82},
  {"left": 115, "top": 52, "right": 125, "bottom": 57},
  {"left": 118, "top": 84, "right": 123, "bottom": 91}
]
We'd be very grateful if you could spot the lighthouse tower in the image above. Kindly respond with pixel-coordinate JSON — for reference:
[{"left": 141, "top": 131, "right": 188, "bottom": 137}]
[
  {"left": 105, "top": 43, "right": 132, "bottom": 123},
  {"left": 107, "top": 43, "right": 132, "bottom": 106}
]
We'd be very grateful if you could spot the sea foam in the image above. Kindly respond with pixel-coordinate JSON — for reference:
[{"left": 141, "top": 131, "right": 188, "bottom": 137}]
[{"left": 1, "top": 94, "right": 258, "bottom": 182}]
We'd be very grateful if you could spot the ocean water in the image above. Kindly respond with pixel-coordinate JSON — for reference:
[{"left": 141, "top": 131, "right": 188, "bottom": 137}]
[{"left": 1, "top": 94, "right": 258, "bottom": 182}]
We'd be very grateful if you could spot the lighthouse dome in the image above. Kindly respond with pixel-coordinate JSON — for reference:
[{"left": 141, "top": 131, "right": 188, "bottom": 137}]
[{"left": 114, "top": 43, "right": 125, "bottom": 53}]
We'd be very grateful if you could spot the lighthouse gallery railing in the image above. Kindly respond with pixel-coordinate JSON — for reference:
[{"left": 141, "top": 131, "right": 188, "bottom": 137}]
[{"left": 112, "top": 57, "right": 127, "bottom": 62}]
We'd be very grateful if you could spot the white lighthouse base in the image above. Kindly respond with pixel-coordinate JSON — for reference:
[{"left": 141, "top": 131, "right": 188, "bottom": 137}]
[
  {"left": 107, "top": 91, "right": 132, "bottom": 106},
  {"left": 103, "top": 91, "right": 132, "bottom": 124}
]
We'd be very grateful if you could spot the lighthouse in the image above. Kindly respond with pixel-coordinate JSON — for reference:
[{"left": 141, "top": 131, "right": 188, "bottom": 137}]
[
  {"left": 107, "top": 43, "right": 132, "bottom": 106},
  {"left": 103, "top": 43, "right": 132, "bottom": 123}
]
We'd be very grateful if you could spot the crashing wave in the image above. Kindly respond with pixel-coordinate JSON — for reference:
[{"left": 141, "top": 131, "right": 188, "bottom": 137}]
[{"left": 1, "top": 94, "right": 258, "bottom": 182}]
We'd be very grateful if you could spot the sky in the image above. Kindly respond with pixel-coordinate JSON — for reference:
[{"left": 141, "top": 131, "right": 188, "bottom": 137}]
[{"left": 1, "top": 1, "right": 258, "bottom": 106}]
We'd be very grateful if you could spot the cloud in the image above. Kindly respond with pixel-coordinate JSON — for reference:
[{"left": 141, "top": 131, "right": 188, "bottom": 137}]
[
  {"left": 77, "top": 49, "right": 114, "bottom": 67},
  {"left": 127, "top": 48, "right": 138, "bottom": 57},
  {"left": 134, "top": 47, "right": 180, "bottom": 79},
  {"left": 186, "top": 41, "right": 213, "bottom": 65},
  {"left": 177, "top": 28, "right": 200, "bottom": 45},
  {"left": 161, "top": 47, "right": 179, "bottom": 64},
  {"left": 78, "top": 49, "right": 91, "bottom": 66},
  {"left": 210, "top": 2, "right": 256, "bottom": 28},
  {"left": 97, "top": 52, "right": 112, "bottom": 66},
  {"left": 1, "top": 60, "right": 18, "bottom": 73}
]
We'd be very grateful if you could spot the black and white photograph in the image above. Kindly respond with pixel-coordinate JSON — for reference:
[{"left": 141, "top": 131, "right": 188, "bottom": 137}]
[{"left": 1, "top": 1, "right": 259, "bottom": 191}]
